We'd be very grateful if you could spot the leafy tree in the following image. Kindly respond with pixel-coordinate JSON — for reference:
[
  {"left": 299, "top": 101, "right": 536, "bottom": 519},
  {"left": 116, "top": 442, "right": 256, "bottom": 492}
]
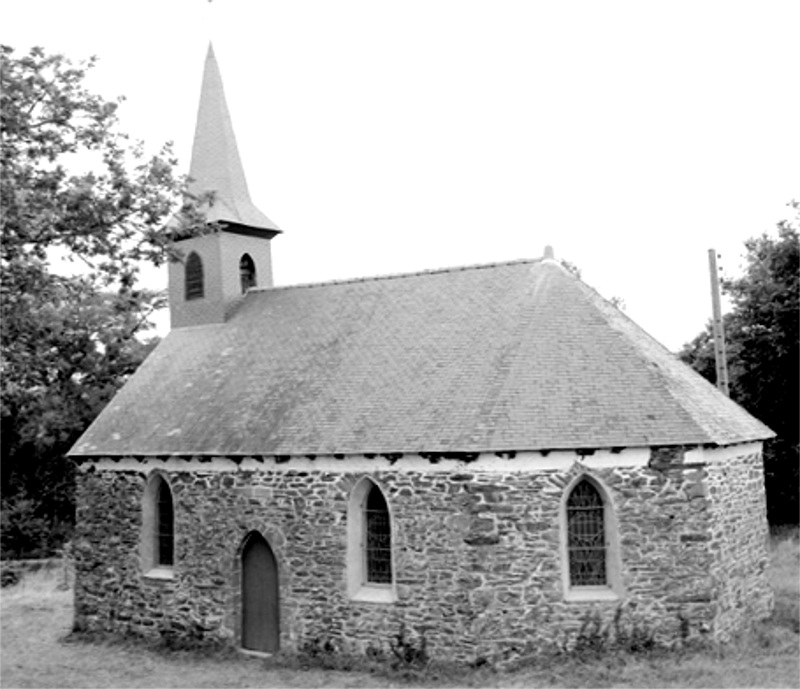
[
  {"left": 679, "top": 201, "right": 799, "bottom": 525},
  {"left": 1, "top": 45, "right": 202, "bottom": 557}
]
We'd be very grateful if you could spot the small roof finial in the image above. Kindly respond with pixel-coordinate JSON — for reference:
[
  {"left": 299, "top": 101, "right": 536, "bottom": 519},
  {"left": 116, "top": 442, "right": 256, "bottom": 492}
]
[{"left": 543, "top": 245, "right": 555, "bottom": 261}]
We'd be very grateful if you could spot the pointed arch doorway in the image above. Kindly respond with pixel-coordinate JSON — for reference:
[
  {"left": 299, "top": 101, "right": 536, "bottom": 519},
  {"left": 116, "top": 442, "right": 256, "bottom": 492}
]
[{"left": 241, "top": 532, "right": 279, "bottom": 653}]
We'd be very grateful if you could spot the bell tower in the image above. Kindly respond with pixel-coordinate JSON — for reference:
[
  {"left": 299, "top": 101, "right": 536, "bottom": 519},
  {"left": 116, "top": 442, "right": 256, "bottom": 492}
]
[{"left": 168, "top": 44, "right": 281, "bottom": 329}]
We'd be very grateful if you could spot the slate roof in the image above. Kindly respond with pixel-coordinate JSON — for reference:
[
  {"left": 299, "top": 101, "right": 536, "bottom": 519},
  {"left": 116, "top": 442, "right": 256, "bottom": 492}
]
[
  {"left": 185, "top": 44, "right": 281, "bottom": 233},
  {"left": 70, "top": 258, "right": 773, "bottom": 457}
]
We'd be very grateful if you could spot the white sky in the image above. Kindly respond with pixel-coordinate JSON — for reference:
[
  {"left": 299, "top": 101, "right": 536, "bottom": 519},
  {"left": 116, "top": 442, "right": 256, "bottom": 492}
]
[{"left": 4, "top": 0, "right": 799, "bottom": 351}]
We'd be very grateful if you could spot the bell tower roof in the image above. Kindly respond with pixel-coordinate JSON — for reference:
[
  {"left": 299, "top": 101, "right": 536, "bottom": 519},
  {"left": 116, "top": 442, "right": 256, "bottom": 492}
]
[{"left": 188, "top": 43, "right": 281, "bottom": 234}]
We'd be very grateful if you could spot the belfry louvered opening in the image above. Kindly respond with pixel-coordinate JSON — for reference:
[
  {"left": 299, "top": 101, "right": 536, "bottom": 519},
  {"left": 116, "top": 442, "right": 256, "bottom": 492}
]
[
  {"left": 239, "top": 253, "right": 256, "bottom": 294},
  {"left": 185, "top": 252, "right": 204, "bottom": 300},
  {"left": 566, "top": 479, "right": 607, "bottom": 586}
]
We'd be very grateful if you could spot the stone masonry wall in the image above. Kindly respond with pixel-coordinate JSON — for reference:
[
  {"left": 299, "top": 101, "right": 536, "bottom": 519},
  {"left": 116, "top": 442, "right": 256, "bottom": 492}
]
[
  {"left": 73, "top": 449, "right": 768, "bottom": 663},
  {"left": 705, "top": 448, "right": 773, "bottom": 640}
]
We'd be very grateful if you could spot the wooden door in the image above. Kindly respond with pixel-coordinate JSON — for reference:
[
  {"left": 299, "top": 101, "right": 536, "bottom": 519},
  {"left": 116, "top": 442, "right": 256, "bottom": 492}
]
[{"left": 241, "top": 533, "right": 279, "bottom": 653}]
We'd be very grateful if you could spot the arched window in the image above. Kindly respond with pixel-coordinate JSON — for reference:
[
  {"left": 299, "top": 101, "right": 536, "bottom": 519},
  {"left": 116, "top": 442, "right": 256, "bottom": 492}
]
[
  {"left": 141, "top": 474, "right": 175, "bottom": 576},
  {"left": 156, "top": 479, "right": 174, "bottom": 567},
  {"left": 365, "top": 484, "right": 392, "bottom": 584},
  {"left": 239, "top": 254, "right": 257, "bottom": 294},
  {"left": 347, "top": 478, "right": 395, "bottom": 602},
  {"left": 185, "top": 251, "right": 204, "bottom": 300},
  {"left": 566, "top": 479, "right": 606, "bottom": 586}
]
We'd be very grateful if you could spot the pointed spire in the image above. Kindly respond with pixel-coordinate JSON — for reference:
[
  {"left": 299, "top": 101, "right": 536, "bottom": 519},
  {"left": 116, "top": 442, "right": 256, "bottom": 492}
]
[{"left": 188, "top": 43, "right": 280, "bottom": 233}]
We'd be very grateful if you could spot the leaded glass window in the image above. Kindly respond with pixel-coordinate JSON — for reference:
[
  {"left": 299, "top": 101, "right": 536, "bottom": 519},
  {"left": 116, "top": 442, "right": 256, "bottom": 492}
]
[
  {"left": 156, "top": 479, "right": 174, "bottom": 567},
  {"left": 239, "top": 254, "right": 256, "bottom": 294},
  {"left": 185, "top": 252, "right": 204, "bottom": 300},
  {"left": 365, "top": 485, "right": 392, "bottom": 584},
  {"left": 566, "top": 480, "right": 606, "bottom": 586}
]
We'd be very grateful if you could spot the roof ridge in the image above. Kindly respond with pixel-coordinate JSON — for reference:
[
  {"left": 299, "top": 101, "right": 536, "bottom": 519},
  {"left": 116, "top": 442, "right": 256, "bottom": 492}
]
[{"left": 252, "top": 257, "right": 544, "bottom": 293}]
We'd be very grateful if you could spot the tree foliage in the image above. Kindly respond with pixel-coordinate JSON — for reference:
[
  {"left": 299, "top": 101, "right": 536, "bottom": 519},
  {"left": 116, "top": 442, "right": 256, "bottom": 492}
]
[
  {"left": 679, "top": 201, "right": 799, "bottom": 525},
  {"left": 0, "top": 45, "right": 201, "bottom": 557}
]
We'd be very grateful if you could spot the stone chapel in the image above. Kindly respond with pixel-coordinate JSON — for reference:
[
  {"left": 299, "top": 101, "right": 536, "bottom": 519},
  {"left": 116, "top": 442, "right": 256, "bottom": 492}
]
[{"left": 69, "top": 44, "right": 775, "bottom": 663}]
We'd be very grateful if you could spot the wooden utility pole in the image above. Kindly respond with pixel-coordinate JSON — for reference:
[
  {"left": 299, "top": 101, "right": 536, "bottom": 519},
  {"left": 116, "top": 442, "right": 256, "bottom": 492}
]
[{"left": 708, "top": 249, "right": 730, "bottom": 396}]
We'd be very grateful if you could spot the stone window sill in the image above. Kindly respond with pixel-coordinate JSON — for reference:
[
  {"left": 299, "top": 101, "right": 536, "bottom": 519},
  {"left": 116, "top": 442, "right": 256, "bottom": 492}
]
[
  {"left": 564, "top": 586, "right": 620, "bottom": 602},
  {"left": 143, "top": 567, "right": 175, "bottom": 581},
  {"left": 351, "top": 584, "right": 397, "bottom": 604}
]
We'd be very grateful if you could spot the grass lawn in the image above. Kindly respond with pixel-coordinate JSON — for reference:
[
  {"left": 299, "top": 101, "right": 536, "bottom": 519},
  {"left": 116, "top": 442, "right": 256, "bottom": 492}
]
[{"left": 1, "top": 532, "right": 798, "bottom": 689}]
